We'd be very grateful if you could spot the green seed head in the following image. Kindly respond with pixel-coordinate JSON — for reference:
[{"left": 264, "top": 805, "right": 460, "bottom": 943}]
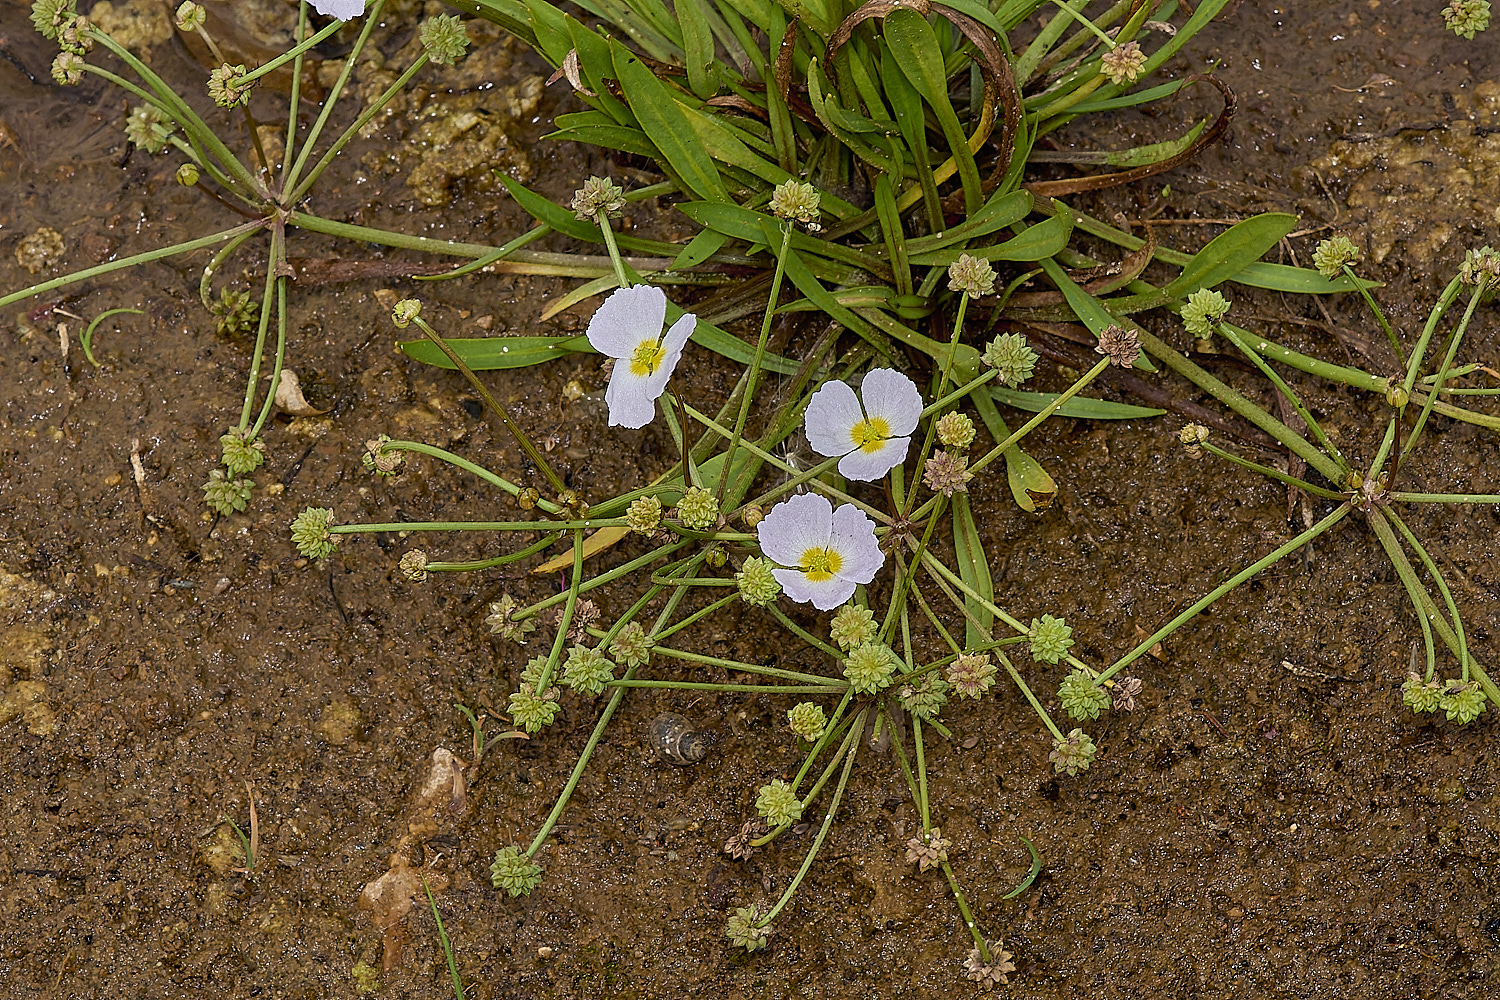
[
  {"left": 1443, "top": 0, "right": 1491, "bottom": 39},
  {"left": 843, "top": 642, "right": 898, "bottom": 695},
  {"left": 203, "top": 468, "right": 253, "bottom": 515},
  {"left": 1049, "top": 728, "right": 1097, "bottom": 776},
  {"left": 754, "top": 779, "right": 803, "bottom": 826},
  {"left": 290, "top": 507, "right": 337, "bottom": 559},
  {"left": 1058, "top": 668, "right": 1110, "bottom": 721},
  {"left": 982, "top": 333, "right": 1039, "bottom": 388},
  {"left": 420, "top": 14, "right": 471, "bottom": 66},
  {"left": 570, "top": 176, "right": 626, "bottom": 221},
  {"left": 947, "top": 253, "right": 996, "bottom": 297},
  {"left": 1311, "top": 235, "right": 1362, "bottom": 278},
  {"left": 561, "top": 644, "right": 615, "bottom": 697},
  {"left": 829, "top": 603, "right": 877, "bottom": 651},
  {"left": 787, "top": 701, "right": 827, "bottom": 742},
  {"left": 675, "top": 486, "right": 719, "bottom": 531},
  {"left": 735, "top": 556, "right": 781, "bottom": 607},
  {"left": 1029, "top": 614, "right": 1074, "bottom": 664},
  {"left": 725, "top": 905, "right": 771, "bottom": 952},
  {"left": 489, "top": 845, "right": 543, "bottom": 896},
  {"left": 609, "top": 621, "right": 653, "bottom": 668},
  {"left": 1180, "top": 288, "right": 1231, "bottom": 336}
]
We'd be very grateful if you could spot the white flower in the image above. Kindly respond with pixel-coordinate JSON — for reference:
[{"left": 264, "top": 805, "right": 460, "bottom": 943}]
[
  {"left": 756, "top": 493, "right": 883, "bottom": 610},
  {"left": 585, "top": 285, "right": 696, "bottom": 429},
  {"left": 310, "top": 0, "right": 366, "bottom": 20},
  {"left": 804, "top": 369, "right": 922, "bottom": 481}
]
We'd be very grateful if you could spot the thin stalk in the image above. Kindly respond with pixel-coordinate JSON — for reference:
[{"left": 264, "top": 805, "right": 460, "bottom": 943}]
[
  {"left": 1099, "top": 504, "right": 1351, "bottom": 683},
  {"left": 1344, "top": 263, "right": 1402, "bottom": 368},
  {"left": 593, "top": 209, "right": 635, "bottom": 288},
  {"left": 768, "top": 605, "right": 844, "bottom": 659},
  {"left": 610, "top": 680, "right": 842, "bottom": 694},
  {"left": 248, "top": 270, "right": 290, "bottom": 438},
  {"left": 283, "top": 0, "right": 388, "bottom": 194},
  {"left": 422, "top": 535, "right": 561, "bottom": 571},
  {"left": 650, "top": 592, "right": 740, "bottom": 643},
  {"left": 372, "top": 440, "right": 562, "bottom": 514},
  {"left": 86, "top": 28, "right": 262, "bottom": 195},
  {"left": 331, "top": 520, "right": 618, "bottom": 533},
  {"left": 1001, "top": 656, "right": 1065, "bottom": 741},
  {"left": 903, "top": 292, "right": 972, "bottom": 516},
  {"left": 645, "top": 647, "right": 835, "bottom": 685},
  {"left": 237, "top": 226, "right": 284, "bottom": 429},
  {"left": 1138, "top": 328, "right": 1346, "bottom": 483},
  {"left": 525, "top": 664, "right": 638, "bottom": 858},
  {"left": 1199, "top": 442, "right": 1343, "bottom": 500},
  {"left": 1383, "top": 508, "right": 1470, "bottom": 681},
  {"left": 530, "top": 528, "right": 586, "bottom": 695},
  {"left": 280, "top": 3, "right": 309, "bottom": 190},
  {"left": 519, "top": 540, "right": 693, "bottom": 619},
  {"left": 1403, "top": 281, "right": 1486, "bottom": 459},
  {"left": 408, "top": 315, "right": 567, "bottom": 497},
  {"left": 0, "top": 222, "right": 265, "bottom": 312},
  {"left": 718, "top": 222, "right": 793, "bottom": 501},
  {"left": 233, "top": 18, "right": 346, "bottom": 88},
  {"left": 1217, "top": 322, "right": 1348, "bottom": 473},
  {"left": 291, "top": 49, "right": 429, "bottom": 202},
  {"left": 757, "top": 717, "right": 863, "bottom": 927}
]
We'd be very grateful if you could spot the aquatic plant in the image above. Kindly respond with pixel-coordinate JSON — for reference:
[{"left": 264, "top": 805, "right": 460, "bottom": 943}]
[{"left": 1095, "top": 241, "right": 1500, "bottom": 723}]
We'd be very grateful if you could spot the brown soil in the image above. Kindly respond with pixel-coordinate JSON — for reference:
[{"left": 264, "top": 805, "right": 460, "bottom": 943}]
[{"left": 0, "top": 2, "right": 1497, "bottom": 998}]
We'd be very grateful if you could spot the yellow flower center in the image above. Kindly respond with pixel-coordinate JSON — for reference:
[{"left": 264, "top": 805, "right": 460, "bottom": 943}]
[
  {"left": 629, "top": 338, "right": 667, "bottom": 377},
  {"left": 798, "top": 546, "right": 843, "bottom": 582},
  {"left": 849, "top": 416, "right": 890, "bottom": 453}
]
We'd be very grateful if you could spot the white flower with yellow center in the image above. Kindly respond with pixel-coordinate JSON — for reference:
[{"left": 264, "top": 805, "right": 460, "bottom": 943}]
[
  {"left": 804, "top": 369, "right": 922, "bottom": 481},
  {"left": 585, "top": 284, "right": 697, "bottom": 429},
  {"left": 756, "top": 493, "right": 883, "bottom": 610},
  {"left": 311, "top": 0, "right": 366, "bottom": 19}
]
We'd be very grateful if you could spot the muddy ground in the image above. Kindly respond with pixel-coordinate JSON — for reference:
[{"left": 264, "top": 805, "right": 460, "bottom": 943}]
[{"left": 0, "top": 1, "right": 1497, "bottom": 997}]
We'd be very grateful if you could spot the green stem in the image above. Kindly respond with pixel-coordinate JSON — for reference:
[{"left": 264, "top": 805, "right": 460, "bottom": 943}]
[
  {"left": 249, "top": 270, "right": 290, "bottom": 438},
  {"left": 283, "top": 0, "right": 388, "bottom": 194},
  {"left": 768, "top": 605, "right": 844, "bottom": 659},
  {"left": 408, "top": 315, "right": 568, "bottom": 498},
  {"left": 1099, "top": 504, "right": 1351, "bottom": 683},
  {"left": 651, "top": 592, "right": 740, "bottom": 643},
  {"left": 594, "top": 211, "right": 635, "bottom": 288},
  {"left": 1403, "top": 281, "right": 1485, "bottom": 459},
  {"left": 238, "top": 226, "right": 284, "bottom": 429},
  {"left": 234, "top": 18, "right": 346, "bottom": 88},
  {"left": 331, "top": 520, "right": 618, "bottom": 533},
  {"left": 0, "top": 222, "right": 265, "bottom": 312},
  {"left": 758, "top": 716, "right": 863, "bottom": 927},
  {"left": 1381, "top": 508, "right": 1470, "bottom": 681},
  {"left": 372, "top": 440, "right": 562, "bottom": 514},
  {"left": 718, "top": 222, "right": 793, "bottom": 501},
  {"left": 1001, "top": 656, "right": 1065, "bottom": 741},
  {"left": 526, "top": 664, "right": 638, "bottom": 858},
  {"left": 1138, "top": 328, "right": 1345, "bottom": 484},
  {"left": 280, "top": 3, "right": 309, "bottom": 190},
  {"left": 290, "top": 49, "right": 430, "bottom": 203},
  {"left": 87, "top": 28, "right": 262, "bottom": 195}
]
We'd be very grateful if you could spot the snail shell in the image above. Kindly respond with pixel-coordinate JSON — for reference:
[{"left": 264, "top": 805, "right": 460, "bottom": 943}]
[{"left": 648, "top": 712, "right": 714, "bottom": 765}]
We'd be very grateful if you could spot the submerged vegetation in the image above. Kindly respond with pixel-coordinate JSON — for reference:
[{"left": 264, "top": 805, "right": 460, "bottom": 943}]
[{"left": 5, "top": 0, "right": 1497, "bottom": 986}]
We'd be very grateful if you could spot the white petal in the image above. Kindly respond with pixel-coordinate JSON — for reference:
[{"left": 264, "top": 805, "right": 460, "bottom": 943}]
[
  {"left": 860, "top": 368, "right": 923, "bottom": 437},
  {"left": 774, "top": 567, "right": 856, "bottom": 610},
  {"left": 636, "top": 312, "right": 696, "bottom": 400},
  {"left": 803, "top": 379, "right": 862, "bottom": 459},
  {"left": 604, "top": 367, "right": 659, "bottom": 429},
  {"left": 310, "top": 0, "right": 366, "bottom": 19},
  {"left": 757, "top": 492, "right": 832, "bottom": 566},
  {"left": 837, "top": 435, "right": 910, "bottom": 481},
  {"left": 586, "top": 285, "right": 667, "bottom": 359},
  {"left": 829, "top": 503, "right": 884, "bottom": 585}
]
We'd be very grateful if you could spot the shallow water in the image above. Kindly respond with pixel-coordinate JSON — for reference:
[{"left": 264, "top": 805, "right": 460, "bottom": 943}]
[{"left": 0, "top": 2, "right": 1497, "bottom": 997}]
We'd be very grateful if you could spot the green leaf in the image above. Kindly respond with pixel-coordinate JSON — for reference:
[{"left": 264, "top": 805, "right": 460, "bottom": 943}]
[
  {"left": 884, "top": 7, "right": 982, "bottom": 214},
  {"left": 677, "top": 0, "right": 716, "bottom": 99},
  {"left": 612, "top": 43, "right": 728, "bottom": 202},
  {"left": 989, "top": 388, "right": 1166, "bottom": 420},
  {"left": 904, "top": 189, "right": 1032, "bottom": 256},
  {"left": 908, "top": 210, "right": 1070, "bottom": 267},
  {"left": 1168, "top": 212, "right": 1300, "bottom": 296},
  {"left": 399, "top": 335, "right": 591, "bottom": 370},
  {"left": 671, "top": 228, "right": 728, "bottom": 269}
]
